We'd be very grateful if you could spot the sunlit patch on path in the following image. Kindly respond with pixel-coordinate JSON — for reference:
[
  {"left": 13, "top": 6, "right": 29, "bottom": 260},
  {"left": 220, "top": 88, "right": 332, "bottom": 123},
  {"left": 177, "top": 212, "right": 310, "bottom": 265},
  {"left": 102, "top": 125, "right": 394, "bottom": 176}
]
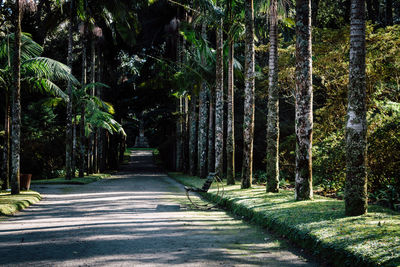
[{"left": 0, "top": 150, "right": 317, "bottom": 266}]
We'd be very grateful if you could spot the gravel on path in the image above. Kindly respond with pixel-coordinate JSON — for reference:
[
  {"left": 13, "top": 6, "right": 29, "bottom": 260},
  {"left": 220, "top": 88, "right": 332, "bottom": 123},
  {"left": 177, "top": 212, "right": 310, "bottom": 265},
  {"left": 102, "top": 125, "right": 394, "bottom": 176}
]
[{"left": 0, "top": 150, "right": 318, "bottom": 267}]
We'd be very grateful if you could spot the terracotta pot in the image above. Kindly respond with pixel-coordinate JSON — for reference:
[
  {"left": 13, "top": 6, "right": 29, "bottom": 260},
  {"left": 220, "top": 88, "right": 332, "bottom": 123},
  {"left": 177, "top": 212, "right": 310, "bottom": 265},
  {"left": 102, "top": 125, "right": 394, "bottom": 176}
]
[{"left": 20, "top": 174, "right": 32, "bottom": 190}]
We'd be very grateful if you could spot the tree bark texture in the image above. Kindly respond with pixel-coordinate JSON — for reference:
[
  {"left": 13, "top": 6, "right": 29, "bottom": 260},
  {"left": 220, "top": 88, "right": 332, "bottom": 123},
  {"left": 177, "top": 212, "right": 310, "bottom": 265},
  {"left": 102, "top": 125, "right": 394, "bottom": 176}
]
[
  {"left": 189, "top": 94, "right": 198, "bottom": 176},
  {"left": 295, "top": 0, "right": 313, "bottom": 200},
  {"left": 215, "top": 17, "right": 224, "bottom": 177},
  {"left": 96, "top": 51, "right": 105, "bottom": 172},
  {"left": 266, "top": 0, "right": 280, "bottom": 193},
  {"left": 11, "top": 0, "right": 21, "bottom": 194},
  {"left": 71, "top": 121, "right": 76, "bottom": 177},
  {"left": 198, "top": 81, "right": 209, "bottom": 178},
  {"left": 208, "top": 89, "right": 215, "bottom": 173},
  {"left": 88, "top": 39, "right": 96, "bottom": 174},
  {"left": 1, "top": 92, "right": 10, "bottom": 190},
  {"left": 65, "top": 0, "right": 75, "bottom": 180},
  {"left": 226, "top": 0, "right": 235, "bottom": 185},
  {"left": 241, "top": 0, "right": 255, "bottom": 189},
  {"left": 226, "top": 39, "right": 235, "bottom": 185},
  {"left": 176, "top": 97, "right": 183, "bottom": 171},
  {"left": 79, "top": 34, "right": 87, "bottom": 178},
  {"left": 345, "top": 0, "right": 368, "bottom": 216}
]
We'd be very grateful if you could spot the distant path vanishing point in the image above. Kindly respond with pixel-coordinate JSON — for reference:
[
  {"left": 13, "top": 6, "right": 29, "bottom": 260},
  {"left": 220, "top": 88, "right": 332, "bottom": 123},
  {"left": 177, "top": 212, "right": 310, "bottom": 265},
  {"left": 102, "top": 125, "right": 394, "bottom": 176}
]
[{"left": 0, "top": 150, "right": 318, "bottom": 267}]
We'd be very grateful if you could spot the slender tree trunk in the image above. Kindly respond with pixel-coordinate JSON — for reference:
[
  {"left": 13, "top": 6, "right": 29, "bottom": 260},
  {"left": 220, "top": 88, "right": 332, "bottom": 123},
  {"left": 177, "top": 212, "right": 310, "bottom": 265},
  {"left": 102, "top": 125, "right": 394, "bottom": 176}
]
[
  {"left": 366, "top": 0, "right": 375, "bottom": 22},
  {"left": 1, "top": 92, "right": 10, "bottom": 190},
  {"left": 198, "top": 81, "right": 209, "bottom": 178},
  {"left": 345, "top": 0, "right": 368, "bottom": 216},
  {"left": 241, "top": 0, "right": 255, "bottom": 189},
  {"left": 183, "top": 96, "right": 189, "bottom": 173},
  {"left": 226, "top": 0, "right": 235, "bottom": 185},
  {"left": 97, "top": 51, "right": 104, "bottom": 173},
  {"left": 198, "top": 23, "right": 209, "bottom": 178},
  {"left": 295, "top": 0, "right": 313, "bottom": 200},
  {"left": 386, "top": 0, "right": 393, "bottom": 25},
  {"left": 215, "top": 13, "right": 224, "bottom": 177},
  {"left": 88, "top": 38, "right": 96, "bottom": 174},
  {"left": 311, "top": 0, "right": 320, "bottom": 26},
  {"left": 208, "top": 89, "right": 215, "bottom": 173},
  {"left": 373, "top": 0, "right": 380, "bottom": 24},
  {"left": 266, "top": 0, "right": 280, "bottom": 193},
  {"left": 65, "top": 0, "right": 75, "bottom": 180},
  {"left": 71, "top": 121, "right": 76, "bottom": 177},
  {"left": 79, "top": 32, "right": 87, "bottom": 178},
  {"left": 176, "top": 97, "right": 183, "bottom": 171},
  {"left": 189, "top": 94, "right": 198, "bottom": 176},
  {"left": 11, "top": 0, "right": 22, "bottom": 194}
]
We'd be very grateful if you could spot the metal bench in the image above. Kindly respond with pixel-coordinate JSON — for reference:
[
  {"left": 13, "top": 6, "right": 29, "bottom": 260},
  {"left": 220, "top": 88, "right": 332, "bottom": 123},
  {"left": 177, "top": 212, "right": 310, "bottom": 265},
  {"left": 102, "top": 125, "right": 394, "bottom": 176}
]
[{"left": 184, "top": 172, "right": 224, "bottom": 209}]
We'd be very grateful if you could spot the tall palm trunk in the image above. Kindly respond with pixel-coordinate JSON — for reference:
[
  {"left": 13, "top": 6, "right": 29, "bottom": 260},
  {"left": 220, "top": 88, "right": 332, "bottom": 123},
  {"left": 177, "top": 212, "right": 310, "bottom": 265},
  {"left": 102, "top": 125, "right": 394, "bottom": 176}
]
[
  {"left": 208, "top": 89, "right": 215, "bottom": 173},
  {"left": 345, "top": 0, "right": 367, "bottom": 216},
  {"left": 97, "top": 51, "right": 105, "bottom": 172},
  {"left": 189, "top": 94, "right": 198, "bottom": 176},
  {"left": 198, "top": 81, "right": 209, "bottom": 178},
  {"left": 11, "top": 0, "right": 22, "bottom": 194},
  {"left": 79, "top": 30, "right": 87, "bottom": 178},
  {"left": 215, "top": 12, "right": 224, "bottom": 177},
  {"left": 295, "top": 0, "right": 313, "bottom": 200},
  {"left": 1, "top": 92, "right": 10, "bottom": 190},
  {"left": 88, "top": 39, "right": 96, "bottom": 174},
  {"left": 198, "top": 23, "right": 209, "bottom": 178},
  {"left": 266, "top": 0, "right": 280, "bottom": 193},
  {"left": 65, "top": 0, "right": 75, "bottom": 180},
  {"left": 241, "top": 0, "right": 255, "bottom": 189},
  {"left": 226, "top": 0, "right": 235, "bottom": 185},
  {"left": 176, "top": 97, "right": 183, "bottom": 171}
]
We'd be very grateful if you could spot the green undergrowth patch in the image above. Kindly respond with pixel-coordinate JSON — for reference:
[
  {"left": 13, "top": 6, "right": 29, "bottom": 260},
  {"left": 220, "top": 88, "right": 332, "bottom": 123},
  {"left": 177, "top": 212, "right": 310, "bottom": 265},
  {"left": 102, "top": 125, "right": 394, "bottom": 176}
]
[
  {"left": 169, "top": 172, "right": 400, "bottom": 267},
  {"left": 32, "top": 173, "right": 111, "bottom": 185},
  {"left": 0, "top": 191, "right": 41, "bottom": 216}
]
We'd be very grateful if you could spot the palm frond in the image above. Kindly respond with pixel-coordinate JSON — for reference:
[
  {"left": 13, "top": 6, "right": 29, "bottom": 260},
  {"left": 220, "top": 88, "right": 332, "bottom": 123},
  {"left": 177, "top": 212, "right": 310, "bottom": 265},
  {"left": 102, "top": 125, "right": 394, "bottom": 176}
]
[
  {"left": 21, "top": 57, "right": 79, "bottom": 85},
  {"left": 25, "top": 77, "right": 69, "bottom": 101},
  {"left": 0, "top": 33, "right": 43, "bottom": 66}
]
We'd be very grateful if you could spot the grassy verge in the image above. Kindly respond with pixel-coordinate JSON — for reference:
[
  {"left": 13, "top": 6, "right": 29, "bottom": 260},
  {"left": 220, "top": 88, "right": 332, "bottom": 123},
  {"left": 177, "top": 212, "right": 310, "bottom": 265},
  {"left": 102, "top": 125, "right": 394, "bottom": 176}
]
[
  {"left": 32, "top": 173, "right": 111, "bottom": 185},
  {"left": 0, "top": 191, "right": 41, "bottom": 216},
  {"left": 169, "top": 172, "right": 400, "bottom": 267}
]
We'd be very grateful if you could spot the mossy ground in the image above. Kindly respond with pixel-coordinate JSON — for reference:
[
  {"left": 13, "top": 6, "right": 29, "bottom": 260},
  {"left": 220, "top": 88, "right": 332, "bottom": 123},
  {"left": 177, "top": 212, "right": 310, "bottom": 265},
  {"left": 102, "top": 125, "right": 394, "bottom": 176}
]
[
  {"left": 31, "top": 173, "right": 111, "bottom": 185},
  {"left": 169, "top": 172, "right": 400, "bottom": 267},
  {"left": 0, "top": 191, "right": 41, "bottom": 216}
]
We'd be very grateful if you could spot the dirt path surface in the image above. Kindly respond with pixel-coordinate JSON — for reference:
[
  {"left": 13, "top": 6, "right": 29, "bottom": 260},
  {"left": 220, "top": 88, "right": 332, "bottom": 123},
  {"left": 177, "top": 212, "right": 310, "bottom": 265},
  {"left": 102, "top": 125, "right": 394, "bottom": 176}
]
[{"left": 0, "top": 150, "right": 317, "bottom": 267}]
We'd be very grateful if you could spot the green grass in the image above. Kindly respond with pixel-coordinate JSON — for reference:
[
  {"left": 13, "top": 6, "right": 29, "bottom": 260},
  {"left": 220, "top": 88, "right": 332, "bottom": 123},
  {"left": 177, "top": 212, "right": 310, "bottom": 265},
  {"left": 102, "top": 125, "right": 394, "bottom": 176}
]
[
  {"left": 31, "top": 173, "right": 111, "bottom": 185},
  {"left": 169, "top": 172, "right": 400, "bottom": 267},
  {"left": 0, "top": 191, "right": 41, "bottom": 216}
]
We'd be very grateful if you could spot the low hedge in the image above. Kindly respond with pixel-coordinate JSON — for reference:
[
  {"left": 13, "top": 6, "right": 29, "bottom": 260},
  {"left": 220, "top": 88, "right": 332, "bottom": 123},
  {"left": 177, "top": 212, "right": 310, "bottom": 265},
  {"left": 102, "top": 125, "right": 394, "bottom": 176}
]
[{"left": 0, "top": 191, "right": 42, "bottom": 216}]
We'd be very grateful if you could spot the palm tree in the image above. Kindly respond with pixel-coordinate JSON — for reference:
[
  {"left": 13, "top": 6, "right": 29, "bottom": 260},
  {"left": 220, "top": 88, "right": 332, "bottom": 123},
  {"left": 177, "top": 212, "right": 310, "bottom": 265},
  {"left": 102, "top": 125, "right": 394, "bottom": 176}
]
[
  {"left": 295, "top": 0, "right": 313, "bottom": 200},
  {"left": 266, "top": 0, "right": 279, "bottom": 193},
  {"left": 241, "top": 0, "right": 255, "bottom": 189},
  {"left": 214, "top": 0, "right": 224, "bottom": 177},
  {"left": 65, "top": 0, "right": 76, "bottom": 180},
  {"left": 226, "top": 0, "right": 235, "bottom": 185},
  {"left": 345, "top": 0, "right": 367, "bottom": 216},
  {"left": 0, "top": 33, "right": 75, "bottom": 193},
  {"left": 11, "top": 0, "right": 22, "bottom": 194}
]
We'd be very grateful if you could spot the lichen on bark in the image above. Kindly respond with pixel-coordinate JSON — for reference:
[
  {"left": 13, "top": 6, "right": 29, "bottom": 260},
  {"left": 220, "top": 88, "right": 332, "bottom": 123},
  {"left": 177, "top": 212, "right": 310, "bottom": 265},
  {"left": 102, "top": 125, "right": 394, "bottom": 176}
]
[
  {"left": 295, "top": 0, "right": 313, "bottom": 200},
  {"left": 345, "top": 0, "right": 368, "bottom": 216}
]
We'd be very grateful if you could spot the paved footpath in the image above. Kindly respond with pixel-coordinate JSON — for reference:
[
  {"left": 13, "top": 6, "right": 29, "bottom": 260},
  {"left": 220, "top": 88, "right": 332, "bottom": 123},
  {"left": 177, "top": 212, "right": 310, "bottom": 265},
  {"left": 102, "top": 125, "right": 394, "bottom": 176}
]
[{"left": 0, "top": 150, "right": 318, "bottom": 267}]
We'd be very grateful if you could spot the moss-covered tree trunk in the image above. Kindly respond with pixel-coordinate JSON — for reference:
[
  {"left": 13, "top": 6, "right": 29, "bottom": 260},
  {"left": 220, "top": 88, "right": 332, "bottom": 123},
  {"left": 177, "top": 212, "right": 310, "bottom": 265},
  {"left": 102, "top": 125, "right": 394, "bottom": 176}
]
[
  {"left": 189, "top": 94, "right": 198, "bottom": 176},
  {"left": 215, "top": 14, "right": 224, "bottom": 177},
  {"left": 65, "top": 0, "right": 75, "bottom": 180},
  {"left": 345, "top": 0, "right": 368, "bottom": 216},
  {"left": 1, "top": 92, "right": 10, "bottom": 190},
  {"left": 226, "top": 0, "right": 235, "bottom": 185},
  {"left": 241, "top": 0, "right": 255, "bottom": 189},
  {"left": 266, "top": 0, "right": 280, "bottom": 193},
  {"left": 11, "top": 0, "right": 21, "bottom": 194},
  {"left": 295, "top": 0, "right": 313, "bottom": 200}
]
